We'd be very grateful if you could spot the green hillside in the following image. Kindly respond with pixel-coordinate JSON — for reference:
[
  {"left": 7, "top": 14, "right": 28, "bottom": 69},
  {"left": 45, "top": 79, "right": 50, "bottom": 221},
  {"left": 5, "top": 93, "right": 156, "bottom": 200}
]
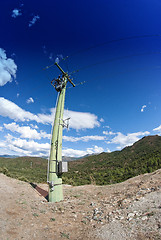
[
  {"left": 63, "top": 135, "right": 161, "bottom": 185},
  {"left": 0, "top": 135, "right": 161, "bottom": 185},
  {"left": 0, "top": 156, "right": 47, "bottom": 183}
]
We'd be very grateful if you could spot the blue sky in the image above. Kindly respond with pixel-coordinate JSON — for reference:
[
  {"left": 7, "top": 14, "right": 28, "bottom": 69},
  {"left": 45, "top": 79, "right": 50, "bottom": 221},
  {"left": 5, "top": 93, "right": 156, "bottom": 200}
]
[{"left": 0, "top": 0, "right": 161, "bottom": 157}]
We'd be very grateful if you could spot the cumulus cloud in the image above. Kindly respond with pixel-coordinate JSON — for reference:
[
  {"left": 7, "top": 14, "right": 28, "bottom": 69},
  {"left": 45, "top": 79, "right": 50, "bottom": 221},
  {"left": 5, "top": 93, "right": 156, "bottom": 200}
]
[
  {"left": 103, "top": 131, "right": 115, "bottom": 135},
  {"left": 63, "top": 109, "right": 100, "bottom": 130},
  {"left": 0, "top": 48, "right": 17, "bottom": 86},
  {"left": 29, "top": 15, "right": 40, "bottom": 27},
  {"left": 26, "top": 97, "right": 34, "bottom": 104},
  {"left": 108, "top": 131, "right": 150, "bottom": 148},
  {"left": 0, "top": 126, "right": 3, "bottom": 131},
  {"left": 153, "top": 125, "right": 161, "bottom": 133},
  {"left": 4, "top": 122, "right": 40, "bottom": 139},
  {"left": 63, "top": 135, "right": 106, "bottom": 142},
  {"left": 2, "top": 134, "right": 50, "bottom": 156},
  {"left": 38, "top": 108, "right": 100, "bottom": 129},
  {"left": 141, "top": 105, "right": 146, "bottom": 112},
  {"left": 0, "top": 97, "right": 40, "bottom": 122},
  {"left": 11, "top": 9, "right": 22, "bottom": 18},
  {"left": 30, "top": 124, "right": 38, "bottom": 129},
  {"left": 1, "top": 132, "right": 104, "bottom": 157},
  {"left": 4, "top": 122, "right": 50, "bottom": 139},
  {"left": 62, "top": 145, "right": 104, "bottom": 158},
  {"left": 0, "top": 98, "right": 100, "bottom": 130},
  {"left": 12, "top": 138, "right": 49, "bottom": 153}
]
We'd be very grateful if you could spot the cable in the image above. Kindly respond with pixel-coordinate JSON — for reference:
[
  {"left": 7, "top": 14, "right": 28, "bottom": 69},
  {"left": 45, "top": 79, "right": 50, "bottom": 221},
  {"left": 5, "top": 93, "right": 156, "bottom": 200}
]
[
  {"left": 88, "top": 65, "right": 161, "bottom": 84},
  {"left": 63, "top": 34, "right": 161, "bottom": 60},
  {"left": 43, "top": 34, "right": 161, "bottom": 70},
  {"left": 69, "top": 51, "right": 161, "bottom": 74}
]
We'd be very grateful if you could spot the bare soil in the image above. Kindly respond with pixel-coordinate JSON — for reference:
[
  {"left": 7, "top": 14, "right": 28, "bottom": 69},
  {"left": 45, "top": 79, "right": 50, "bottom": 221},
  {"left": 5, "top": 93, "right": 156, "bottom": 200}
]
[{"left": 0, "top": 170, "right": 161, "bottom": 240}]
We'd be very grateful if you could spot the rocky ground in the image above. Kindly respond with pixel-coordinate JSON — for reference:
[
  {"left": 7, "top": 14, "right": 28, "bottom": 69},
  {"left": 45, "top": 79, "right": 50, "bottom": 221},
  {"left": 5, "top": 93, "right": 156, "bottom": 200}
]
[{"left": 0, "top": 169, "right": 161, "bottom": 240}]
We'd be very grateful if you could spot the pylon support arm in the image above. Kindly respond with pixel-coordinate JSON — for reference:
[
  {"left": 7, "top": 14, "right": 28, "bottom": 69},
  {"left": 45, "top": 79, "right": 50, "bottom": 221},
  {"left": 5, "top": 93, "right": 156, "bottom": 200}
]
[{"left": 55, "top": 62, "right": 75, "bottom": 87}]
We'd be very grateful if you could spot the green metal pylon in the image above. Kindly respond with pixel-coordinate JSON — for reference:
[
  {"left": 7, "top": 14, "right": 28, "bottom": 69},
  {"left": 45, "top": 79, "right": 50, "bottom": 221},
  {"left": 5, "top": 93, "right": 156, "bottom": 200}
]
[{"left": 48, "top": 62, "right": 75, "bottom": 202}]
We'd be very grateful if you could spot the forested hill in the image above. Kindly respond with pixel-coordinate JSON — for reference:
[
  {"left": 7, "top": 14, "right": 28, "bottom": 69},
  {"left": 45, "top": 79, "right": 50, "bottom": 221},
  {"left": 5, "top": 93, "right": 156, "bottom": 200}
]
[
  {"left": 63, "top": 135, "right": 161, "bottom": 185},
  {"left": 0, "top": 135, "right": 161, "bottom": 185}
]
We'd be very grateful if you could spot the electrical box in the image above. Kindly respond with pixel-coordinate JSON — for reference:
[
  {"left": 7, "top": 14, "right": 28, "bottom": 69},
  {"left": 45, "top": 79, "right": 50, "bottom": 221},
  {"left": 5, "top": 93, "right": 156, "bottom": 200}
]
[{"left": 58, "top": 161, "right": 68, "bottom": 173}]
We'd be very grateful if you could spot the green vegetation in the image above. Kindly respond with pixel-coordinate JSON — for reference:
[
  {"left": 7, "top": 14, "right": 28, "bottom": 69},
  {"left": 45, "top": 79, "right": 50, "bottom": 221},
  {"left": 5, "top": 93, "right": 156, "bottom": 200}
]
[
  {"left": 0, "top": 157, "right": 47, "bottom": 183},
  {"left": 0, "top": 135, "right": 161, "bottom": 185},
  {"left": 63, "top": 135, "right": 161, "bottom": 185}
]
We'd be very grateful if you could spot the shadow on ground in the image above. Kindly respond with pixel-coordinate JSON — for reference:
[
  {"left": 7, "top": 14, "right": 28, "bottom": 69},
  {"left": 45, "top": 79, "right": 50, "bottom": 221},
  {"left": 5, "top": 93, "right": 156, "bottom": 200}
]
[{"left": 30, "top": 183, "right": 48, "bottom": 201}]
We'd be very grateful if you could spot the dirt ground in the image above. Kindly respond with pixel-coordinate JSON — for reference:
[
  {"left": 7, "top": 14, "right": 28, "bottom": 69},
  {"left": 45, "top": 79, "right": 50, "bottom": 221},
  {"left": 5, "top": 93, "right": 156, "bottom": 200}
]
[{"left": 0, "top": 170, "right": 161, "bottom": 240}]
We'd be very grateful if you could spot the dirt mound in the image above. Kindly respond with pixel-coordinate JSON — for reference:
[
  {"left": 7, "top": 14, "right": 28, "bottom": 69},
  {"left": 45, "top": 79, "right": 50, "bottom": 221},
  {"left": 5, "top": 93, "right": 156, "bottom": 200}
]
[{"left": 0, "top": 170, "right": 161, "bottom": 240}]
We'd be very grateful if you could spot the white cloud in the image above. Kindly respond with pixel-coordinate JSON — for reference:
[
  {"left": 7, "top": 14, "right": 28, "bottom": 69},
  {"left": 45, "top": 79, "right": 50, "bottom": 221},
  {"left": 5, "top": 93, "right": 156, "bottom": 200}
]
[
  {"left": 39, "top": 130, "right": 51, "bottom": 139},
  {"left": 30, "top": 124, "right": 38, "bottom": 129},
  {"left": 26, "top": 97, "right": 34, "bottom": 104},
  {"left": 106, "top": 147, "right": 111, "bottom": 153},
  {"left": 141, "top": 105, "right": 146, "bottom": 112},
  {"left": 103, "top": 131, "right": 115, "bottom": 135},
  {"left": 100, "top": 118, "right": 104, "bottom": 122},
  {"left": 0, "top": 48, "right": 17, "bottom": 86},
  {"left": 108, "top": 131, "right": 150, "bottom": 148},
  {"left": 0, "top": 97, "right": 40, "bottom": 122},
  {"left": 4, "top": 122, "right": 50, "bottom": 139},
  {"left": 12, "top": 138, "right": 49, "bottom": 153},
  {"left": 62, "top": 148, "right": 85, "bottom": 158},
  {"left": 1, "top": 133, "right": 104, "bottom": 158},
  {"left": 29, "top": 15, "right": 40, "bottom": 27},
  {"left": 0, "top": 126, "right": 3, "bottom": 131},
  {"left": 3, "top": 135, "right": 50, "bottom": 156},
  {"left": 0, "top": 97, "right": 100, "bottom": 130},
  {"left": 20, "top": 106, "right": 99, "bottom": 129},
  {"left": 62, "top": 145, "right": 104, "bottom": 158},
  {"left": 4, "top": 122, "right": 40, "bottom": 139},
  {"left": 63, "top": 135, "right": 106, "bottom": 142},
  {"left": 153, "top": 125, "right": 161, "bottom": 133},
  {"left": 89, "top": 145, "right": 104, "bottom": 154},
  {"left": 36, "top": 108, "right": 100, "bottom": 129},
  {"left": 63, "top": 109, "right": 100, "bottom": 130},
  {"left": 11, "top": 9, "right": 22, "bottom": 18}
]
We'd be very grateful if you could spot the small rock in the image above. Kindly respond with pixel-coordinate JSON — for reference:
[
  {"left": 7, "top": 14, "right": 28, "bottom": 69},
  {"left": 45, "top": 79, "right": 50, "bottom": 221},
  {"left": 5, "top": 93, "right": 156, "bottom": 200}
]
[
  {"left": 90, "top": 202, "right": 95, "bottom": 206},
  {"left": 128, "top": 213, "right": 135, "bottom": 218},
  {"left": 93, "top": 216, "right": 98, "bottom": 221},
  {"left": 142, "top": 216, "right": 148, "bottom": 221}
]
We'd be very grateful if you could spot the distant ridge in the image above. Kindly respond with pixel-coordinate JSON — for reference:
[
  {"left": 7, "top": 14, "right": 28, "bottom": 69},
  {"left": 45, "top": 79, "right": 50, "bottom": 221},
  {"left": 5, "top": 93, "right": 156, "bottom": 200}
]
[
  {"left": 0, "top": 154, "right": 93, "bottom": 161},
  {"left": 0, "top": 155, "right": 18, "bottom": 158}
]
